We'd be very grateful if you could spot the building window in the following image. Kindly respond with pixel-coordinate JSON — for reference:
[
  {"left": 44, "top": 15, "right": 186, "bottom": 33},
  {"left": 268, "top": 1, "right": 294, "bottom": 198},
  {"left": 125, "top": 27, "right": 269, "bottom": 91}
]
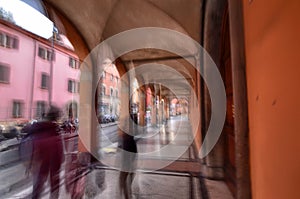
[
  {"left": 101, "top": 71, "right": 106, "bottom": 79},
  {"left": 110, "top": 74, "right": 114, "bottom": 81},
  {"left": 69, "top": 57, "right": 79, "bottom": 69},
  {"left": 0, "top": 64, "right": 10, "bottom": 83},
  {"left": 68, "top": 79, "right": 79, "bottom": 93},
  {"left": 12, "top": 101, "right": 23, "bottom": 118},
  {"left": 36, "top": 101, "right": 46, "bottom": 118},
  {"left": 41, "top": 73, "right": 49, "bottom": 89},
  {"left": 68, "top": 102, "right": 78, "bottom": 118},
  {"left": 0, "top": 32, "right": 19, "bottom": 49},
  {"left": 115, "top": 89, "right": 118, "bottom": 98},
  {"left": 38, "top": 46, "right": 55, "bottom": 61},
  {"left": 100, "top": 84, "right": 106, "bottom": 96},
  {"left": 110, "top": 88, "right": 113, "bottom": 96}
]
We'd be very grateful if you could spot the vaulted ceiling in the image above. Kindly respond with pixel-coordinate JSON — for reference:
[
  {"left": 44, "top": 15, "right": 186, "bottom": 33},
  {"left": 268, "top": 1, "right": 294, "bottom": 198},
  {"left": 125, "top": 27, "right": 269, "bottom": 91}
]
[{"left": 43, "top": 0, "right": 203, "bottom": 99}]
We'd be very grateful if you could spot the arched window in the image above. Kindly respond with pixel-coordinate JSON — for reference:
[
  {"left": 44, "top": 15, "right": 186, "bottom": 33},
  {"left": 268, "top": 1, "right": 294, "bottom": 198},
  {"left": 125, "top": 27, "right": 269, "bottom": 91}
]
[
  {"left": 110, "top": 87, "right": 113, "bottom": 96},
  {"left": 101, "top": 84, "right": 106, "bottom": 96}
]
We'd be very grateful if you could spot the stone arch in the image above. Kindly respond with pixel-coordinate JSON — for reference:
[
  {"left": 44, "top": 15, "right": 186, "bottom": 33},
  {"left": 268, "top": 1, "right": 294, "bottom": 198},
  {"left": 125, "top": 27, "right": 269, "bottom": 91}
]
[
  {"left": 65, "top": 101, "right": 79, "bottom": 119},
  {"left": 41, "top": 0, "right": 206, "bottom": 174}
]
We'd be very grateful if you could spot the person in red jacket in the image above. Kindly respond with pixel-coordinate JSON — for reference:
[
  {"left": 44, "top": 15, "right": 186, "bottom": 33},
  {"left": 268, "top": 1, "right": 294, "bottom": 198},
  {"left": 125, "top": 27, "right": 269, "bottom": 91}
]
[{"left": 29, "top": 106, "right": 64, "bottom": 199}]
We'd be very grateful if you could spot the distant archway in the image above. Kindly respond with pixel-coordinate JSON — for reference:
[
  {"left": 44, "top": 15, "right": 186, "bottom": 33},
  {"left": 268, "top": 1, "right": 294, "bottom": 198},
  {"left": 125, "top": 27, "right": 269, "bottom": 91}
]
[{"left": 66, "top": 101, "right": 78, "bottom": 119}]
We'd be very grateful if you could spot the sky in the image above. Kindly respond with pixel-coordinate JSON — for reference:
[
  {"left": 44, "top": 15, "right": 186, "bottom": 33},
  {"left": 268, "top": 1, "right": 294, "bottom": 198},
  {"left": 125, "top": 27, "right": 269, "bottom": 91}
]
[{"left": 0, "top": 0, "right": 53, "bottom": 39}]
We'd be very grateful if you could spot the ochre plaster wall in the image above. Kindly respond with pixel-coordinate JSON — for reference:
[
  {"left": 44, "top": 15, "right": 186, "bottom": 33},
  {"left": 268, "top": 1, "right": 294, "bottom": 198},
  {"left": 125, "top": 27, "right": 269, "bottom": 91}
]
[{"left": 243, "top": 0, "right": 300, "bottom": 198}]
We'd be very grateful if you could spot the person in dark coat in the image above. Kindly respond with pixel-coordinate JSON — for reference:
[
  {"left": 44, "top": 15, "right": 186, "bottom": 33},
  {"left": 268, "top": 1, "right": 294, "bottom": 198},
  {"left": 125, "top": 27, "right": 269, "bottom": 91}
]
[
  {"left": 29, "top": 106, "right": 64, "bottom": 199},
  {"left": 119, "top": 113, "right": 138, "bottom": 199}
]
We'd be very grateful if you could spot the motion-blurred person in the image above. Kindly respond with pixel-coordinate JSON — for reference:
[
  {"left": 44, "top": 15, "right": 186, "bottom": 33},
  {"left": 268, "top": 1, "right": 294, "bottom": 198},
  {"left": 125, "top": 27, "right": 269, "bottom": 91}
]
[
  {"left": 28, "top": 106, "right": 64, "bottom": 199},
  {"left": 119, "top": 113, "right": 138, "bottom": 199}
]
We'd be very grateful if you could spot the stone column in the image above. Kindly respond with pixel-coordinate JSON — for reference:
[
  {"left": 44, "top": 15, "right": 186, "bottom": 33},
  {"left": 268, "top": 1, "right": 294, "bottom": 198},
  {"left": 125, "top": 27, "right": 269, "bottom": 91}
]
[
  {"left": 193, "top": 55, "right": 202, "bottom": 156},
  {"left": 138, "top": 86, "right": 146, "bottom": 126},
  {"left": 228, "top": 0, "right": 251, "bottom": 198},
  {"left": 201, "top": 0, "right": 227, "bottom": 179},
  {"left": 164, "top": 98, "right": 170, "bottom": 121},
  {"left": 77, "top": 57, "right": 97, "bottom": 164}
]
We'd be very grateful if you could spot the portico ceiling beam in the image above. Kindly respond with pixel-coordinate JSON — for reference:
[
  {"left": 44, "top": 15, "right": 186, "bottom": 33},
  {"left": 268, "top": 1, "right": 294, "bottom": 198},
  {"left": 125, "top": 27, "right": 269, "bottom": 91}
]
[{"left": 123, "top": 54, "right": 197, "bottom": 64}]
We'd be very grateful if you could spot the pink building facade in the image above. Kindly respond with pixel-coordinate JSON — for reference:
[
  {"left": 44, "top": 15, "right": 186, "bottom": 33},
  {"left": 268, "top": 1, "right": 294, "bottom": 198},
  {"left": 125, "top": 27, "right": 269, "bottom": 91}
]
[
  {"left": 0, "top": 19, "right": 80, "bottom": 123},
  {"left": 98, "top": 60, "right": 120, "bottom": 116}
]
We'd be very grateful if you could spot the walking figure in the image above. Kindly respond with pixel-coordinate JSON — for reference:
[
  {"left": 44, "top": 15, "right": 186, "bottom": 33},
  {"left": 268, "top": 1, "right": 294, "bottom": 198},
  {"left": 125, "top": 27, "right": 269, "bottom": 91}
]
[
  {"left": 28, "top": 106, "right": 64, "bottom": 199},
  {"left": 119, "top": 113, "right": 138, "bottom": 199}
]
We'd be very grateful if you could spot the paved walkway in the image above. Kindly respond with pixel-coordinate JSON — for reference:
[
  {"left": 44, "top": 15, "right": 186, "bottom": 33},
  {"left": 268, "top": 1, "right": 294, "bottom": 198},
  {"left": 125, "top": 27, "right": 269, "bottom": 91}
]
[
  {"left": 99, "top": 116, "right": 200, "bottom": 172},
  {"left": 0, "top": 117, "right": 233, "bottom": 199}
]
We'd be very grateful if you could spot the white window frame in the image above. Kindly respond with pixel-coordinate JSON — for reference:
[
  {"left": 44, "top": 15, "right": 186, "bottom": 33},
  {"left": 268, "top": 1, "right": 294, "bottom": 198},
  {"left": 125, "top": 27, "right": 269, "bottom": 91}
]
[
  {"left": 100, "top": 84, "right": 106, "bottom": 96},
  {"left": 0, "top": 63, "right": 10, "bottom": 83},
  {"left": 0, "top": 32, "right": 18, "bottom": 49},
  {"left": 68, "top": 79, "right": 79, "bottom": 93},
  {"left": 36, "top": 101, "right": 46, "bottom": 118},
  {"left": 41, "top": 73, "right": 49, "bottom": 89},
  {"left": 12, "top": 100, "right": 23, "bottom": 118},
  {"left": 69, "top": 57, "right": 79, "bottom": 69},
  {"left": 38, "top": 46, "right": 55, "bottom": 61}
]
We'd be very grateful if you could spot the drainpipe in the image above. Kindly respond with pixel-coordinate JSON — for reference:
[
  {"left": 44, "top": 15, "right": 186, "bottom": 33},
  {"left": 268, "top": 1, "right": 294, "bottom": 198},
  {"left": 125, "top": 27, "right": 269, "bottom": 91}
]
[
  {"left": 29, "top": 40, "right": 37, "bottom": 119},
  {"left": 48, "top": 27, "right": 55, "bottom": 107}
]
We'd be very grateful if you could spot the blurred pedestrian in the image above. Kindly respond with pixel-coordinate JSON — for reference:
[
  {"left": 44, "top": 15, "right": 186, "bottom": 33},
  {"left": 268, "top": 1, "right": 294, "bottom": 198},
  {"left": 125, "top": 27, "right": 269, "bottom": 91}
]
[
  {"left": 119, "top": 113, "right": 138, "bottom": 199},
  {"left": 29, "top": 106, "right": 64, "bottom": 199}
]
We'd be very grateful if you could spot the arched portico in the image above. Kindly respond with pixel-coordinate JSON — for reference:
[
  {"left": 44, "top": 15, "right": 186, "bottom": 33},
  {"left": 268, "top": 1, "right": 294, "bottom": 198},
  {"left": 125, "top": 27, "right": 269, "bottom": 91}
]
[
  {"left": 29, "top": 0, "right": 250, "bottom": 198},
  {"left": 3, "top": 0, "right": 300, "bottom": 198}
]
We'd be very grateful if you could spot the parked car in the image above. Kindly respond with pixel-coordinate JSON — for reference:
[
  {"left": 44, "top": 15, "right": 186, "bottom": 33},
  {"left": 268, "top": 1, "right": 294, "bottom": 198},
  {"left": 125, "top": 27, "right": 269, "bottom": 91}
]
[
  {"left": 98, "top": 114, "right": 118, "bottom": 124},
  {"left": 0, "top": 124, "right": 20, "bottom": 139},
  {"left": 0, "top": 120, "right": 38, "bottom": 140},
  {"left": 0, "top": 125, "right": 8, "bottom": 141}
]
